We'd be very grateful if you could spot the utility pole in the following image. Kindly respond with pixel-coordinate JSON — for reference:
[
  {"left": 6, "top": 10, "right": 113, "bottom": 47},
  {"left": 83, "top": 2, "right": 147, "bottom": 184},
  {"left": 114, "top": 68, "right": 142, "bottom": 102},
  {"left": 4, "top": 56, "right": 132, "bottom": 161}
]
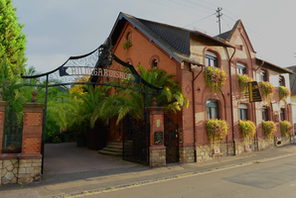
[{"left": 216, "top": 7, "right": 223, "bottom": 34}]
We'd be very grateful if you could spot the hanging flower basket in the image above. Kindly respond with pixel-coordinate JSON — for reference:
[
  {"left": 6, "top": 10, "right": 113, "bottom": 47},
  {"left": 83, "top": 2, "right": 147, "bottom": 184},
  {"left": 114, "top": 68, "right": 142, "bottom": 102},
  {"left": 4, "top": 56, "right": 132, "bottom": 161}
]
[
  {"left": 239, "top": 120, "right": 256, "bottom": 142},
  {"left": 206, "top": 119, "right": 228, "bottom": 143},
  {"left": 237, "top": 74, "right": 252, "bottom": 94},
  {"left": 280, "top": 120, "right": 292, "bottom": 137},
  {"left": 279, "top": 86, "right": 290, "bottom": 101},
  {"left": 259, "top": 81, "right": 274, "bottom": 100},
  {"left": 262, "top": 121, "right": 277, "bottom": 139},
  {"left": 123, "top": 39, "right": 132, "bottom": 50},
  {"left": 204, "top": 67, "right": 226, "bottom": 92}
]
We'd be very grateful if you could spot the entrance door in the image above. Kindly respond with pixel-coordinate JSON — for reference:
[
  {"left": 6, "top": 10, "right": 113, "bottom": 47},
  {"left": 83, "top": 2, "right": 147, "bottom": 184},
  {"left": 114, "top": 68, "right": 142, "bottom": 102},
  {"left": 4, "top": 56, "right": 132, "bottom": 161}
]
[{"left": 164, "top": 113, "right": 179, "bottom": 163}]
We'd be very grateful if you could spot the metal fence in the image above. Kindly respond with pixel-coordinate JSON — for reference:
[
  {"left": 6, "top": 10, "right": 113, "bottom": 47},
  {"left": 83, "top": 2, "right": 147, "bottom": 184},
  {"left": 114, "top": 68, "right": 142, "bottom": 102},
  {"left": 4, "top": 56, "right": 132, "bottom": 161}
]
[{"left": 2, "top": 107, "right": 22, "bottom": 153}]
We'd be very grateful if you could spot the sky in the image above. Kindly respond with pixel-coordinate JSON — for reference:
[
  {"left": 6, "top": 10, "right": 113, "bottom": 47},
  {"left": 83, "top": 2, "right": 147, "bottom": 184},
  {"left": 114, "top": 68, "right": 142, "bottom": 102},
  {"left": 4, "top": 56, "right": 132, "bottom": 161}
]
[{"left": 12, "top": 0, "right": 296, "bottom": 72}]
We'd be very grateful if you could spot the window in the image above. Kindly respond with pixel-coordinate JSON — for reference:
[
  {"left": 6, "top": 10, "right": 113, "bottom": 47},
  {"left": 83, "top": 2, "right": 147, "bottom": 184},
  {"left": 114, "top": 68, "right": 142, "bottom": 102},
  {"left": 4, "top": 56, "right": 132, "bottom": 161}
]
[
  {"left": 279, "top": 75, "right": 285, "bottom": 86},
  {"left": 237, "top": 63, "right": 247, "bottom": 75},
  {"left": 126, "top": 31, "right": 132, "bottom": 41},
  {"left": 239, "top": 104, "right": 248, "bottom": 120},
  {"left": 260, "top": 70, "right": 268, "bottom": 82},
  {"left": 280, "top": 108, "right": 286, "bottom": 121},
  {"left": 205, "top": 52, "right": 218, "bottom": 67},
  {"left": 206, "top": 100, "right": 219, "bottom": 119},
  {"left": 262, "top": 107, "right": 269, "bottom": 121},
  {"left": 151, "top": 58, "right": 158, "bottom": 68}
]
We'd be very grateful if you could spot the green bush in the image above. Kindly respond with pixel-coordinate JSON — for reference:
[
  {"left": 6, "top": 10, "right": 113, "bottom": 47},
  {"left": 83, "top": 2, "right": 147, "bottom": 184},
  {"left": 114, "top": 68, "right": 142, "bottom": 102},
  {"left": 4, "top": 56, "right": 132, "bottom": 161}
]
[
  {"left": 237, "top": 74, "right": 252, "bottom": 93},
  {"left": 204, "top": 67, "right": 226, "bottom": 92},
  {"left": 206, "top": 119, "right": 228, "bottom": 142},
  {"left": 259, "top": 81, "right": 274, "bottom": 100},
  {"left": 239, "top": 120, "right": 256, "bottom": 141},
  {"left": 262, "top": 121, "right": 277, "bottom": 139},
  {"left": 280, "top": 121, "right": 292, "bottom": 137},
  {"left": 279, "top": 86, "right": 290, "bottom": 101}
]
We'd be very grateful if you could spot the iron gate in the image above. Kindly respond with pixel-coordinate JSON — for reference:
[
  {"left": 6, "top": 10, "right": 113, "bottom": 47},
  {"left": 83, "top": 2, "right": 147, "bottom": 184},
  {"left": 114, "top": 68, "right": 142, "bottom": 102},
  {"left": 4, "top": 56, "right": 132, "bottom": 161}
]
[{"left": 122, "top": 114, "right": 149, "bottom": 165}]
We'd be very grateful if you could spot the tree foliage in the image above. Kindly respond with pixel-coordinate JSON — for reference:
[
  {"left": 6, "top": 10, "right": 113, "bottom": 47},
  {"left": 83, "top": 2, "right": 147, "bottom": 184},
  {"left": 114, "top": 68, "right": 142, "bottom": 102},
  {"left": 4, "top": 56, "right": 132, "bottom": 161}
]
[{"left": 0, "top": 0, "right": 26, "bottom": 80}]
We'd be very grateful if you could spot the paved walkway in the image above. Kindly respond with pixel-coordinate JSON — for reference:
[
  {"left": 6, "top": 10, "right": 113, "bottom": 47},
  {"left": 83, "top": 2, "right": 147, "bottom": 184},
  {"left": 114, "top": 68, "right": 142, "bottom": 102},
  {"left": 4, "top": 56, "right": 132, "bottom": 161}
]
[
  {"left": 43, "top": 143, "right": 145, "bottom": 184},
  {"left": 1, "top": 144, "right": 296, "bottom": 198}
]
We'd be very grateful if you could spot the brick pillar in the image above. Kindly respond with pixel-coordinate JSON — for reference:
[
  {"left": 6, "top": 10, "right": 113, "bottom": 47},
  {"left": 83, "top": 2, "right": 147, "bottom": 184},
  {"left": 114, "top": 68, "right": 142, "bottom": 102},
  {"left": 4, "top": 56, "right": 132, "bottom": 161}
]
[
  {"left": 21, "top": 103, "right": 43, "bottom": 156},
  {"left": 147, "top": 105, "right": 166, "bottom": 167},
  {"left": 18, "top": 103, "right": 43, "bottom": 184},
  {"left": 0, "top": 101, "right": 7, "bottom": 154}
]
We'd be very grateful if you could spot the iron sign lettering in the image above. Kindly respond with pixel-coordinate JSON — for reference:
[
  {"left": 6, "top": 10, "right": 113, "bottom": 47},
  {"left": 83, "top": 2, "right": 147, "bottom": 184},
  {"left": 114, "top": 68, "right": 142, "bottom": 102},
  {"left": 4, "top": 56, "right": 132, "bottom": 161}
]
[{"left": 60, "top": 66, "right": 134, "bottom": 81}]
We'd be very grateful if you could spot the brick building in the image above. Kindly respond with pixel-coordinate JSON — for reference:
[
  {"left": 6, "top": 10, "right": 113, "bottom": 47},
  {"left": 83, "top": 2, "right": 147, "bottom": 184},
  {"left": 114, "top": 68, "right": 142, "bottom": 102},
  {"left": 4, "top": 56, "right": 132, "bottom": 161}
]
[{"left": 104, "top": 12, "right": 293, "bottom": 163}]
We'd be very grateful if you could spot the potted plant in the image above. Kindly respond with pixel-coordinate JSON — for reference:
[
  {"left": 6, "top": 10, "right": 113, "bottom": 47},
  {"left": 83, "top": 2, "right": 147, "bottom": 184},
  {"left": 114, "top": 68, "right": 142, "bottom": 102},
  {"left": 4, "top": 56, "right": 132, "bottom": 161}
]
[
  {"left": 279, "top": 86, "right": 290, "bottom": 101},
  {"left": 204, "top": 67, "right": 227, "bottom": 92},
  {"left": 206, "top": 119, "right": 228, "bottom": 145},
  {"left": 280, "top": 120, "right": 292, "bottom": 137},
  {"left": 237, "top": 74, "right": 252, "bottom": 94},
  {"left": 262, "top": 121, "right": 277, "bottom": 139},
  {"left": 239, "top": 120, "right": 256, "bottom": 142},
  {"left": 123, "top": 39, "right": 132, "bottom": 50},
  {"left": 259, "top": 81, "right": 274, "bottom": 100}
]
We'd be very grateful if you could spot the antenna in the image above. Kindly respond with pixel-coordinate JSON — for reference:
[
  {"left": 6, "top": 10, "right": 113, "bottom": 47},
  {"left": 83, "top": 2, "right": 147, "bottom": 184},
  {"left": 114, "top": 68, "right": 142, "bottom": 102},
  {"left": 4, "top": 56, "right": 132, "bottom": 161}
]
[{"left": 216, "top": 7, "right": 223, "bottom": 34}]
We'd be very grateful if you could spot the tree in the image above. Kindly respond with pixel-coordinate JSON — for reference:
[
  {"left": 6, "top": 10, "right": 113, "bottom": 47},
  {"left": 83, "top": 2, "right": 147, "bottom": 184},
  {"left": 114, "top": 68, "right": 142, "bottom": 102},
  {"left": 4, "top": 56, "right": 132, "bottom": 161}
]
[{"left": 0, "top": 0, "right": 26, "bottom": 81}]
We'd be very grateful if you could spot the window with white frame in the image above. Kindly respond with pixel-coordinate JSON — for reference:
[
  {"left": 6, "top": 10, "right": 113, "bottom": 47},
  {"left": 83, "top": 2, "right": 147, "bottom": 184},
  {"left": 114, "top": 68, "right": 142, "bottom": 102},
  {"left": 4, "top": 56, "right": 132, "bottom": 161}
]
[
  {"left": 239, "top": 104, "right": 248, "bottom": 120},
  {"left": 205, "top": 52, "right": 218, "bottom": 67},
  {"left": 237, "top": 63, "right": 247, "bottom": 75},
  {"left": 206, "top": 100, "right": 219, "bottom": 119},
  {"left": 262, "top": 106, "right": 269, "bottom": 121}
]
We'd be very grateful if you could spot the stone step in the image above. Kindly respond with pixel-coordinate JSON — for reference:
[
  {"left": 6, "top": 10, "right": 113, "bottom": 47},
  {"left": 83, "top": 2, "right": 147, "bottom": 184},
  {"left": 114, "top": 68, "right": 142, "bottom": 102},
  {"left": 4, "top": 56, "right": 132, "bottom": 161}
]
[
  {"left": 99, "top": 150, "right": 122, "bottom": 156},
  {"left": 98, "top": 141, "right": 123, "bottom": 156},
  {"left": 102, "top": 147, "right": 122, "bottom": 153}
]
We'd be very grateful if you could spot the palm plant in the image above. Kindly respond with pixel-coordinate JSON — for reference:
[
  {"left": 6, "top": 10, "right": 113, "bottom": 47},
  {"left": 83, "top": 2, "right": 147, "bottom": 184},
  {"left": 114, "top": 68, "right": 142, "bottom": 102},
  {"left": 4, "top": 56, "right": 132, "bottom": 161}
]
[{"left": 97, "top": 65, "right": 188, "bottom": 124}]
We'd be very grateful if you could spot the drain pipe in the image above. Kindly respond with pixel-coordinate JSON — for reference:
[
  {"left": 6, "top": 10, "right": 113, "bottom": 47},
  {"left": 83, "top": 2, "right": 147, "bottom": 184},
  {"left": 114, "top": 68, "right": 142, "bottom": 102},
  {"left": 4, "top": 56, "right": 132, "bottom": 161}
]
[
  {"left": 225, "top": 46, "right": 236, "bottom": 155},
  {"left": 190, "top": 63, "right": 204, "bottom": 162}
]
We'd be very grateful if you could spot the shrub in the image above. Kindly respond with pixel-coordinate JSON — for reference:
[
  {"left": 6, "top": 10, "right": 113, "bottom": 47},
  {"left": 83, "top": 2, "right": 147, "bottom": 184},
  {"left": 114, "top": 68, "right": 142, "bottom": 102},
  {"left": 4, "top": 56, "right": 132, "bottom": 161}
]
[
  {"left": 280, "top": 121, "right": 292, "bottom": 137},
  {"left": 262, "top": 121, "right": 277, "bottom": 139},
  {"left": 204, "top": 67, "right": 227, "bottom": 92},
  {"left": 259, "top": 81, "right": 274, "bottom": 100},
  {"left": 279, "top": 86, "right": 290, "bottom": 101},
  {"left": 123, "top": 39, "right": 132, "bottom": 49},
  {"left": 206, "top": 119, "right": 228, "bottom": 142},
  {"left": 239, "top": 120, "right": 256, "bottom": 141},
  {"left": 237, "top": 74, "right": 253, "bottom": 93}
]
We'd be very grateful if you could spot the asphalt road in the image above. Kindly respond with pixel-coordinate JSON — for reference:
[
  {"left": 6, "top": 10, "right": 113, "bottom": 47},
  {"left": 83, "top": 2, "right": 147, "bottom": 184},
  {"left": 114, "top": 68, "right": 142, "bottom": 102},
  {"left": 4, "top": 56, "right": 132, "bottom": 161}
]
[{"left": 80, "top": 154, "right": 296, "bottom": 198}]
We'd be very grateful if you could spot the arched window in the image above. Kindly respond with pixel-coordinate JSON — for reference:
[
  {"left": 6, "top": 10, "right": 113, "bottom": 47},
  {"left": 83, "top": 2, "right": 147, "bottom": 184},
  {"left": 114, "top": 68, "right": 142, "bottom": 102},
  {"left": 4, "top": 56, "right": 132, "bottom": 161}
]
[
  {"left": 206, "top": 100, "right": 219, "bottom": 119},
  {"left": 150, "top": 56, "right": 159, "bottom": 68},
  {"left": 205, "top": 51, "right": 218, "bottom": 67},
  {"left": 260, "top": 69, "right": 268, "bottom": 82},
  {"left": 239, "top": 104, "right": 248, "bottom": 120},
  {"left": 279, "top": 75, "right": 285, "bottom": 86}
]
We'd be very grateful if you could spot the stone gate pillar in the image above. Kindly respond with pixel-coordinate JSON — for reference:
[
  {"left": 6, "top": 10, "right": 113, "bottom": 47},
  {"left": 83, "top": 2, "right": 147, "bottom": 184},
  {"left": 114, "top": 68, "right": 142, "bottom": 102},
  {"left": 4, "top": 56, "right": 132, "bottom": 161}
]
[
  {"left": 18, "top": 102, "right": 43, "bottom": 184},
  {"left": 0, "top": 101, "right": 7, "bottom": 154},
  {"left": 147, "top": 102, "right": 166, "bottom": 167}
]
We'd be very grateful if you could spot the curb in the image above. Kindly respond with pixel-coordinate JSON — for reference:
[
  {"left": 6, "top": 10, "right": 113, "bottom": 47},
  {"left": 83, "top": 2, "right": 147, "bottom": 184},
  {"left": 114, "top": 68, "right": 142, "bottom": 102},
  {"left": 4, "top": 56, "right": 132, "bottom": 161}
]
[{"left": 52, "top": 151, "right": 296, "bottom": 198}]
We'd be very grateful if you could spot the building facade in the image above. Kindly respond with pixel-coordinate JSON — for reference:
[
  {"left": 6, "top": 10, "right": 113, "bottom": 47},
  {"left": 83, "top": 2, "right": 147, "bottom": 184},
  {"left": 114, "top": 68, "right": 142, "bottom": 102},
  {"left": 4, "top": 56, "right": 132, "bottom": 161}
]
[{"left": 105, "top": 12, "right": 293, "bottom": 163}]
